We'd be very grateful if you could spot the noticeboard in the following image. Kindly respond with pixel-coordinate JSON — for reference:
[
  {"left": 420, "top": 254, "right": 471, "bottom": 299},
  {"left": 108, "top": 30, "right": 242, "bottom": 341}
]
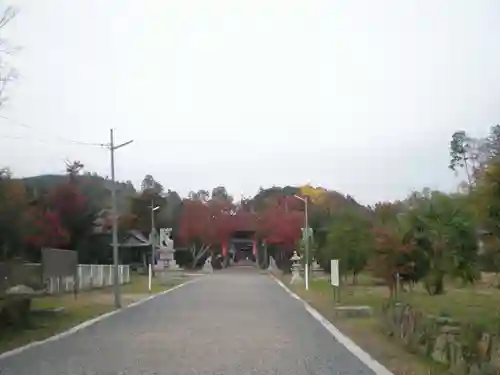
[{"left": 330, "top": 259, "right": 339, "bottom": 286}]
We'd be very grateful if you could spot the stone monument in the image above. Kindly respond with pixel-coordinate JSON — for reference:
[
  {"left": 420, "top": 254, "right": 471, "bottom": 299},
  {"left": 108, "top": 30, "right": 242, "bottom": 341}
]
[
  {"left": 267, "top": 256, "right": 277, "bottom": 271},
  {"left": 157, "top": 229, "right": 184, "bottom": 283},
  {"left": 202, "top": 256, "right": 213, "bottom": 273},
  {"left": 289, "top": 251, "right": 303, "bottom": 285},
  {"left": 156, "top": 228, "right": 178, "bottom": 269},
  {"left": 311, "top": 258, "right": 324, "bottom": 278}
]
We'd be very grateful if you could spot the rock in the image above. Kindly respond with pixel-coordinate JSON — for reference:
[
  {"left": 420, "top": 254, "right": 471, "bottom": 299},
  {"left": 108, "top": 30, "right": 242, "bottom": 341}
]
[
  {"left": 6, "top": 284, "right": 36, "bottom": 295},
  {"left": 31, "top": 307, "right": 65, "bottom": 316},
  {"left": 334, "top": 305, "right": 373, "bottom": 318},
  {"left": 0, "top": 294, "right": 32, "bottom": 327}
]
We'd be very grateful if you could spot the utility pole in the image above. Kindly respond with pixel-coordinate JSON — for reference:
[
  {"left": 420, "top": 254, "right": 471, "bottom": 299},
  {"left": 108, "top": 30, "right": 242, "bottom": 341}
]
[
  {"left": 304, "top": 196, "right": 310, "bottom": 291},
  {"left": 109, "top": 129, "right": 133, "bottom": 309}
]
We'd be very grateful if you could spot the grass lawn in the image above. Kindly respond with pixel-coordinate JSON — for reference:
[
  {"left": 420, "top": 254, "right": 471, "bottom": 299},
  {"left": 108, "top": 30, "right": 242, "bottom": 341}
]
[
  {"left": 0, "top": 273, "right": 187, "bottom": 354},
  {"left": 298, "top": 273, "right": 500, "bottom": 327},
  {"left": 279, "top": 273, "right": 495, "bottom": 375}
]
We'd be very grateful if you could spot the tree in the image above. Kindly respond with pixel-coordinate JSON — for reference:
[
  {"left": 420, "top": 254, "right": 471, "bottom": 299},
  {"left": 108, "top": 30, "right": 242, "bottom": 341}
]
[
  {"left": 370, "top": 225, "right": 414, "bottom": 297},
  {"left": 24, "top": 208, "right": 69, "bottom": 249},
  {"left": 474, "top": 159, "right": 500, "bottom": 278},
  {"left": 298, "top": 184, "right": 327, "bottom": 205},
  {"left": 486, "top": 124, "right": 500, "bottom": 160},
  {"left": 402, "top": 191, "right": 478, "bottom": 295},
  {"left": 319, "top": 209, "right": 373, "bottom": 284},
  {"left": 256, "top": 197, "right": 303, "bottom": 269},
  {"left": 46, "top": 183, "right": 95, "bottom": 252},
  {"left": 448, "top": 126, "right": 500, "bottom": 187},
  {"left": 177, "top": 199, "right": 214, "bottom": 267},
  {"left": 156, "top": 189, "right": 182, "bottom": 235},
  {"left": 65, "top": 160, "right": 84, "bottom": 182},
  {"left": 449, "top": 130, "right": 491, "bottom": 188},
  {"left": 129, "top": 190, "right": 167, "bottom": 236},
  {"left": 211, "top": 186, "right": 233, "bottom": 204},
  {"left": 0, "top": 175, "right": 29, "bottom": 260},
  {"left": 259, "top": 200, "right": 302, "bottom": 248},
  {"left": 188, "top": 189, "right": 210, "bottom": 203},
  {"left": 42, "top": 163, "right": 100, "bottom": 260},
  {"left": 141, "top": 174, "right": 164, "bottom": 195},
  {"left": 371, "top": 201, "right": 404, "bottom": 225}
]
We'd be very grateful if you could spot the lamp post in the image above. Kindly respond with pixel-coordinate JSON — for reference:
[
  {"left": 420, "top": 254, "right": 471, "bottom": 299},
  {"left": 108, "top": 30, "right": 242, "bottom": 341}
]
[
  {"left": 150, "top": 201, "right": 160, "bottom": 276},
  {"left": 293, "top": 194, "right": 309, "bottom": 291}
]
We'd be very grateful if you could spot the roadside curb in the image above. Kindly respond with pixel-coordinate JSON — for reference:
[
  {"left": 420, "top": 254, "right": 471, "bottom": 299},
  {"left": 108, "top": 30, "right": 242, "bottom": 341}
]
[
  {"left": 270, "top": 274, "right": 394, "bottom": 375},
  {"left": 0, "top": 276, "right": 202, "bottom": 360}
]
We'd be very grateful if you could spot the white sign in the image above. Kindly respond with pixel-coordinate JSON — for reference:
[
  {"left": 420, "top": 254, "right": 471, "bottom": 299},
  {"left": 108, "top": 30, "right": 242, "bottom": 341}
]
[
  {"left": 330, "top": 259, "right": 339, "bottom": 286},
  {"left": 301, "top": 228, "right": 314, "bottom": 243}
]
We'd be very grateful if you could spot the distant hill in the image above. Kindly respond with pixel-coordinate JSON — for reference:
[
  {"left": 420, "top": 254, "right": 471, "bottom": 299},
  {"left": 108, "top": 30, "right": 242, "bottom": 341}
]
[
  {"left": 251, "top": 185, "right": 370, "bottom": 216},
  {"left": 20, "top": 173, "right": 137, "bottom": 214}
]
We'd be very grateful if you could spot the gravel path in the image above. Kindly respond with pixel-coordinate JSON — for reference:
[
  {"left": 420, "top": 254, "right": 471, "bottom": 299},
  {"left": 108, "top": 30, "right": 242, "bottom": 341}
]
[{"left": 0, "top": 271, "right": 377, "bottom": 375}]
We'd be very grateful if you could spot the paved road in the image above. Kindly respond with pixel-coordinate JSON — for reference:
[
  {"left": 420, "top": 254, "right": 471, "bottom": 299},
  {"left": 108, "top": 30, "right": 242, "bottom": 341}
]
[{"left": 0, "top": 270, "right": 377, "bottom": 375}]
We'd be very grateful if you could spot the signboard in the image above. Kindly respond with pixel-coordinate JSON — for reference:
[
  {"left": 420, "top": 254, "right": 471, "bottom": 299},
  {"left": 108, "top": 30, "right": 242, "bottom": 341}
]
[
  {"left": 330, "top": 259, "right": 339, "bottom": 286},
  {"left": 42, "top": 248, "right": 77, "bottom": 279},
  {"left": 301, "top": 227, "right": 313, "bottom": 241}
]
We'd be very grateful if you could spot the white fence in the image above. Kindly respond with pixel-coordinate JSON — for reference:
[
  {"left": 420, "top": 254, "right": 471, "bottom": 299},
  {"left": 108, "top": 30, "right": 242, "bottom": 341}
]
[{"left": 46, "top": 264, "right": 131, "bottom": 294}]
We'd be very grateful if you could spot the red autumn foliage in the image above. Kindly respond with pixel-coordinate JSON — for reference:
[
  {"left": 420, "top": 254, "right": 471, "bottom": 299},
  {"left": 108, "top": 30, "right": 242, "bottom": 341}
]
[
  {"left": 25, "top": 207, "right": 70, "bottom": 248},
  {"left": 178, "top": 195, "right": 303, "bottom": 251},
  {"left": 47, "top": 183, "right": 87, "bottom": 220},
  {"left": 370, "top": 226, "right": 414, "bottom": 295},
  {"left": 258, "top": 199, "right": 303, "bottom": 247},
  {"left": 232, "top": 211, "right": 257, "bottom": 232},
  {"left": 178, "top": 199, "right": 236, "bottom": 247}
]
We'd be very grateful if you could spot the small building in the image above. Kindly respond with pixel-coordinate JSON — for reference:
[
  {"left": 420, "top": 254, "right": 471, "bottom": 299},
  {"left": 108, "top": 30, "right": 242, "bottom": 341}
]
[{"left": 115, "top": 230, "right": 152, "bottom": 271}]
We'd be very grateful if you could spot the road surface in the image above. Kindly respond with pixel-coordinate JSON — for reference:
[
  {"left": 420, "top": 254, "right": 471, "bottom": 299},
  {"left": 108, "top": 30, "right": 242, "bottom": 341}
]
[{"left": 0, "top": 270, "right": 377, "bottom": 375}]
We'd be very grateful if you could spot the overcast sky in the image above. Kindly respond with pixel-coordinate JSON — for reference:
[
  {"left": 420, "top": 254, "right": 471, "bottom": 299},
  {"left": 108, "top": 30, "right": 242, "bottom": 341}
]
[{"left": 0, "top": 0, "right": 499, "bottom": 205}]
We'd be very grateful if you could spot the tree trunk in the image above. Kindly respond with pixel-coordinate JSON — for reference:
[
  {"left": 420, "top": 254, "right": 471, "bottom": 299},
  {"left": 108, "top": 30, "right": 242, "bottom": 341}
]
[
  {"left": 190, "top": 244, "right": 210, "bottom": 268},
  {"left": 424, "top": 272, "right": 445, "bottom": 295},
  {"left": 255, "top": 242, "right": 260, "bottom": 268}
]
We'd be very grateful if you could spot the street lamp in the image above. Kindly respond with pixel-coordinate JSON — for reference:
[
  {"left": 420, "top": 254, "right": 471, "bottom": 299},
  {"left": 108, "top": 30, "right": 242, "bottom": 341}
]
[
  {"left": 150, "top": 202, "right": 160, "bottom": 275},
  {"left": 293, "top": 194, "right": 310, "bottom": 290}
]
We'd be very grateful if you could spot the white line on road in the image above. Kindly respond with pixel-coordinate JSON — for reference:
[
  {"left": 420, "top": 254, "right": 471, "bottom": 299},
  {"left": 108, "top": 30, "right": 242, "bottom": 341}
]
[
  {"left": 0, "top": 277, "right": 202, "bottom": 361},
  {"left": 271, "top": 275, "right": 394, "bottom": 375}
]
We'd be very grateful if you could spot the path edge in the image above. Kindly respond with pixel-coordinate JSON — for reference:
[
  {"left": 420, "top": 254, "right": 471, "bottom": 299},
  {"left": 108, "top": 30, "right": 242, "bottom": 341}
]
[
  {"left": 0, "top": 276, "right": 201, "bottom": 360},
  {"left": 270, "top": 274, "right": 394, "bottom": 375}
]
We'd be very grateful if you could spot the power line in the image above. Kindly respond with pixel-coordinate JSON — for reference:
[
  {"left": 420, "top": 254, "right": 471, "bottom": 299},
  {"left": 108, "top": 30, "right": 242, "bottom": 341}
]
[
  {"left": 0, "top": 115, "right": 108, "bottom": 147},
  {"left": 0, "top": 134, "right": 61, "bottom": 144}
]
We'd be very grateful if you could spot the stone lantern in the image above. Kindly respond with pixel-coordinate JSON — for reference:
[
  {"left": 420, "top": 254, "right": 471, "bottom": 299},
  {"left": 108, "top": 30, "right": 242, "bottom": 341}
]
[{"left": 289, "top": 251, "right": 303, "bottom": 285}]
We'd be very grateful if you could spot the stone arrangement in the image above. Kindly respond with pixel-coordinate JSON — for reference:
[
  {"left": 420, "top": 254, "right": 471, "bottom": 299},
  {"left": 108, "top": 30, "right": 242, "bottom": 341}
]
[
  {"left": 267, "top": 256, "right": 277, "bottom": 271},
  {"left": 156, "top": 228, "right": 184, "bottom": 281},
  {"left": 382, "top": 302, "right": 500, "bottom": 374},
  {"left": 311, "top": 259, "right": 324, "bottom": 279},
  {"left": 202, "top": 256, "right": 213, "bottom": 274},
  {"left": 289, "top": 251, "right": 303, "bottom": 285}
]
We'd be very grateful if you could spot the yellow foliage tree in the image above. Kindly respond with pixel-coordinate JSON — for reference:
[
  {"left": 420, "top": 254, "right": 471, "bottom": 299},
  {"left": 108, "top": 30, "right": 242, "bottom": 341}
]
[{"left": 298, "top": 185, "right": 327, "bottom": 204}]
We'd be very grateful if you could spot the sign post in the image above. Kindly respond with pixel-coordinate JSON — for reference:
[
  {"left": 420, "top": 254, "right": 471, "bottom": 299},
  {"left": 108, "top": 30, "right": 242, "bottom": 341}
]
[
  {"left": 330, "top": 259, "right": 340, "bottom": 303},
  {"left": 148, "top": 264, "right": 152, "bottom": 294}
]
